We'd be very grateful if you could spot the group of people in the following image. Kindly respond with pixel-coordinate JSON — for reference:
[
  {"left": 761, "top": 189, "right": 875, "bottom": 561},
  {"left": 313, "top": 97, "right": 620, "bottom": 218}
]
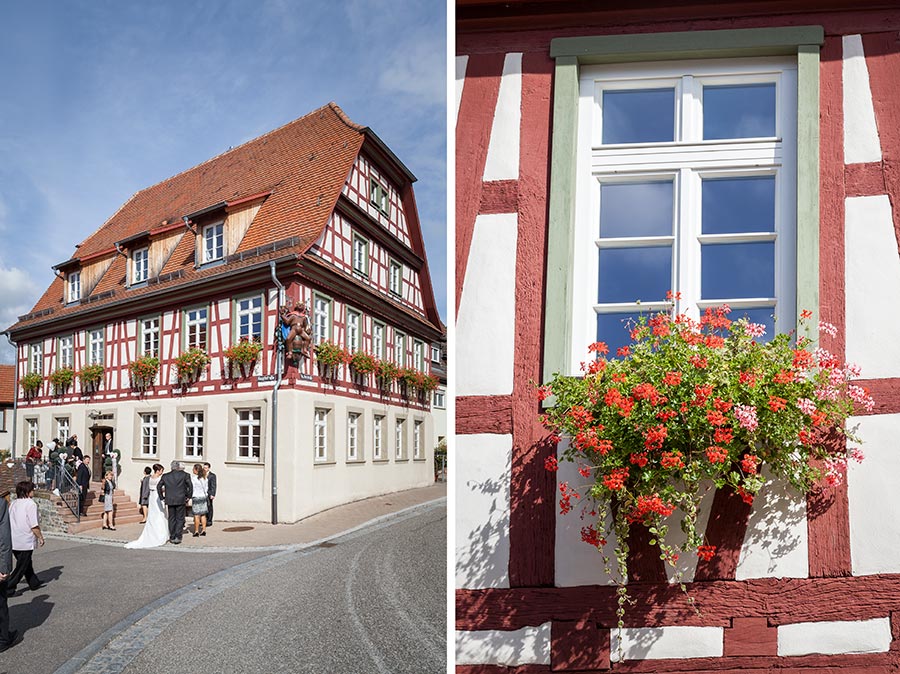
[
  {"left": 0, "top": 480, "right": 46, "bottom": 652},
  {"left": 127, "top": 461, "right": 217, "bottom": 548}
]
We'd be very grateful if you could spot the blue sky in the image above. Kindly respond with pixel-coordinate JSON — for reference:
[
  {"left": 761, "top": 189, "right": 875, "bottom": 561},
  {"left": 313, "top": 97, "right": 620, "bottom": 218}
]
[{"left": 0, "top": 0, "right": 447, "bottom": 363}]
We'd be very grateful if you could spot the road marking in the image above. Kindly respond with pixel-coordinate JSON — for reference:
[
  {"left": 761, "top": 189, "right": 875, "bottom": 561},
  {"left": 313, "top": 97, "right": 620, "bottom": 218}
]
[{"left": 54, "top": 498, "right": 445, "bottom": 674}]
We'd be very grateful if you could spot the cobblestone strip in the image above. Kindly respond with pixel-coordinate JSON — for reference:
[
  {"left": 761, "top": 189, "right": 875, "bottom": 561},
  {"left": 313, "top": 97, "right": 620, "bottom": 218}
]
[{"left": 54, "top": 498, "right": 446, "bottom": 674}]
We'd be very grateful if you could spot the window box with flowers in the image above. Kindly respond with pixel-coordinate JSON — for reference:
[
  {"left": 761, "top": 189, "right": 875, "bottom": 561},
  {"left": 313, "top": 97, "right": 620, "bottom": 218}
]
[
  {"left": 78, "top": 364, "right": 105, "bottom": 393},
  {"left": 374, "top": 359, "right": 399, "bottom": 394},
  {"left": 223, "top": 339, "right": 263, "bottom": 379},
  {"left": 174, "top": 347, "right": 211, "bottom": 384},
  {"left": 21, "top": 372, "right": 43, "bottom": 398},
  {"left": 314, "top": 341, "right": 348, "bottom": 382},
  {"left": 128, "top": 355, "right": 160, "bottom": 390},
  {"left": 49, "top": 368, "right": 75, "bottom": 395},
  {"left": 348, "top": 351, "right": 377, "bottom": 387},
  {"left": 540, "top": 306, "right": 872, "bottom": 626},
  {"left": 398, "top": 367, "right": 421, "bottom": 399},
  {"left": 414, "top": 373, "right": 439, "bottom": 403}
]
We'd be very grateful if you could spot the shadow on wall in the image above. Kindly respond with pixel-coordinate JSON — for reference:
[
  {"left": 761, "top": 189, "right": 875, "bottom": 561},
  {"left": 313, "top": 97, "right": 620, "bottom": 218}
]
[
  {"left": 739, "top": 469, "right": 807, "bottom": 577},
  {"left": 456, "top": 472, "right": 510, "bottom": 590}
]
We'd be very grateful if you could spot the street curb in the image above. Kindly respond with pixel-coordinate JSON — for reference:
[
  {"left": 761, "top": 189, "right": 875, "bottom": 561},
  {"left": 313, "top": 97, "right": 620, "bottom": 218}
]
[
  {"left": 52, "top": 497, "right": 446, "bottom": 674},
  {"left": 45, "top": 495, "right": 447, "bottom": 553}
]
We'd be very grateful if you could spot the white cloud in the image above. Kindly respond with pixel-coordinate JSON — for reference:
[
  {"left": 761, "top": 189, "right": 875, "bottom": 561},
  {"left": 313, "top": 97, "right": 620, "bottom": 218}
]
[
  {"left": 378, "top": 35, "right": 446, "bottom": 108},
  {"left": 0, "top": 262, "right": 41, "bottom": 364}
]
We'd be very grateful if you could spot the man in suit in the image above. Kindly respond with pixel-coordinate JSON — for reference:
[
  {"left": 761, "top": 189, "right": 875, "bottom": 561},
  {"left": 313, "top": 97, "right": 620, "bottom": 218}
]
[
  {"left": 0, "top": 495, "right": 21, "bottom": 652},
  {"left": 203, "top": 462, "right": 216, "bottom": 526},
  {"left": 66, "top": 435, "right": 84, "bottom": 462},
  {"left": 75, "top": 455, "right": 92, "bottom": 517},
  {"left": 156, "top": 461, "right": 192, "bottom": 544}
]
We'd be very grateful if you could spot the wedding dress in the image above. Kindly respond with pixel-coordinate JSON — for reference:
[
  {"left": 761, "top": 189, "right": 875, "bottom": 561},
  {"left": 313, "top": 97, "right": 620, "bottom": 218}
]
[{"left": 125, "top": 477, "right": 168, "bottom": 549}]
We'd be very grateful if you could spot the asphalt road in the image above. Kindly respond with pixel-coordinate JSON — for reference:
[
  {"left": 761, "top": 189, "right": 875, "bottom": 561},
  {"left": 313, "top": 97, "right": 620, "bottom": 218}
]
[{"left": 1, "top": 500, "right": 446, "bottom": 674}]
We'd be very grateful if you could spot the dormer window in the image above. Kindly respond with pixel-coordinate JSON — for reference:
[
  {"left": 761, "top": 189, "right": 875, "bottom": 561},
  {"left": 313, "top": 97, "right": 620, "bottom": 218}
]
[
  {"left": 203, "top": 223, "right": 224, "bottom": 263},
  {"left": 67, "top": 271, "right": 81, "bottom": 303},
  {"left": 132, "top": 247, "right": 149, "bottom": 284},
  {"left": 369, "top": 178, "right": 390, "bottom": 216}
]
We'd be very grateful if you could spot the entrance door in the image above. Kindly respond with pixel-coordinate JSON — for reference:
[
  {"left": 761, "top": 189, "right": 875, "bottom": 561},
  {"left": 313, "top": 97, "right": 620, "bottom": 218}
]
[{"left": 91, "top": 427, "right": 113, "bottom": 481}]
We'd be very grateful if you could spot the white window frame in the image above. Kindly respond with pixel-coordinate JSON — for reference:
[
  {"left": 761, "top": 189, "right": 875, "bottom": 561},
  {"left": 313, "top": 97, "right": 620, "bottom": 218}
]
[
  {"left": 26, "top": 418, "right": 38, "bottom": 449},
  {"left": 389, "top": 260, "right": 403, "bottom": 296},
  {"left": 373, "top": 415, "right": 384, "bottom": 460},
  {"left": 29, "top": 343, "right": 42, "bottom": 375},
  {"left": 183, "top": 411, "right": 204, "bottom": 459},
  {"left": 140, "top": 413, "right": 158, "bottom": 457},
  {"left": 67, "top": 271, "right": 81, "bottom": 303},
  {"left": 139, "top": 316, "right": 160, "bottom": 357},
  {"left": 395, "top": 418, "right": 406, "bottom": 460},
  {"left": 184, "top": 306, "right": 208, "bottom": 350},
  {"left": 55, "top": 417, "right": 70, "bottom": 445},
  {"left": 203, "top": 222, "right": 224, "bottom": 263},
  {"left": 394, "top": 331, "right": 405, "bottom": 367},
  {"left": 352, "top": 235, "right": 368, "bottom": 275},
  {"left": 58, "top": 335, "right": 74, "bottom": 370},
  {"left": 372, "top": 322, "right": 385, "bottom": 359},
  {"left": 370, "top": 177, "right": 390, "bottom": 216},
  {"left": 87, "top": 327, "right": 104, "bottom": 365},
  {"left": 347, "top": 412, "right": 360, "bottom": 461},
  {"left": 414, "top": 420, "right": 424, "bottom": 459},
  {"left": 413, "top": 340, "right": 424, "bottom": 371},
  {"left": 235, "top": 295, "right": 263, "bottom": 342},
  {"left": 314, "top": 408, "right": 329, "bottom": 462},
  {"left": 313, "top": 295, "right": 331, "bottom": 344},
  {"left": 132, "top": 247, "right": 149, "bottom": 284},
  {"left": 433, "top": 389, "right": 445, "bottom": 409},
  {"left": 236, "top": 408, "right": 261, "bottom": 461},
  {"left": 346, "top": 309, "right": 360, "bottom": 352},
  {"left": 431, "top": 345, "right": 441, "bottom": 363},
  {"left": 571, "top": 57, "right": 797, "bottom": 374}
]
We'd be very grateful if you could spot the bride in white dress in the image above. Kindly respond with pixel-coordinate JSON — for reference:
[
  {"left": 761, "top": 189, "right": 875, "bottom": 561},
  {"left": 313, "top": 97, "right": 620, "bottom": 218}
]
[{"left": 125, "top": 464, "right": 168, "bottom": 549}]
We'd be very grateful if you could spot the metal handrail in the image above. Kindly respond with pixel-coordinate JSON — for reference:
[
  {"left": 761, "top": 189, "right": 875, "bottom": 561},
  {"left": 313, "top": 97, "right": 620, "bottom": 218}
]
[{"left": 56, "top": 459, "right": 80, "bottom": 523}]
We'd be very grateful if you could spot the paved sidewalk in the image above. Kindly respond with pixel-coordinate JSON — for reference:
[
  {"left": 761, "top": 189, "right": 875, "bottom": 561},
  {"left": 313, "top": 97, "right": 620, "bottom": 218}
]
[{"left": 50, "top": 482, "right": 446, "bottom": 551}]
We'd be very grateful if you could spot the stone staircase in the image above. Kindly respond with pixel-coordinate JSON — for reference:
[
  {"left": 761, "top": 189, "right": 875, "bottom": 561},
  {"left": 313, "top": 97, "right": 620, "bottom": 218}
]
[{"left": 57, "top": 487, "right": 143, "bottom": 534}]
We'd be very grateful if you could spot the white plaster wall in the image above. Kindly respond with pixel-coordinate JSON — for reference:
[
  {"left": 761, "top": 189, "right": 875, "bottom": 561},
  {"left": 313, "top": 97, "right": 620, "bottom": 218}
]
[
  {"left": 555, "top": 448, "right": 619, "bottom": 587},
  {"left": 456, "top": 624, "right": 551, "bottom": 666},
  {"left": 456, "top": 434, "right": 511, "bottom": 589},
  {"left": 845, "top": 195, "right": 900, "bottom": 378},
  {"left": 848, "top": 413, "right": 900, "bottom": 575},
  {"left": 736, "top": 469, "right": 808, "bottom": 580},
  {"left": 456, "top": 213, "right": 518, "bottom": 396},
  {"left": 842, "top": 35, "right": 882, "bottom": 165},
  {"left": 778, "top": 617, "right": 891, "bottom": 656},
  {"left": 610, "top": 626, "right": 723, "bottom": 662},
  {"left": 14, "top": 390, "right": 434, "bottom": 524},
  {"left": 663, "top": 483, "right": 715, "bottom": 584},
  {"left": 482, "top": 52, "right": 522, "bottom": 182}
]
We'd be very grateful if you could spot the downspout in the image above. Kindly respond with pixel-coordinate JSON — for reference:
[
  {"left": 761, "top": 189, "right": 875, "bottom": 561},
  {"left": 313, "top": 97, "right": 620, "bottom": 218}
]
[
  {"left": 3, "top": 331, "right": 18, "bottom": 459},
  {"left": 269, "top": 261, "right": 284, "bottom": 525}
]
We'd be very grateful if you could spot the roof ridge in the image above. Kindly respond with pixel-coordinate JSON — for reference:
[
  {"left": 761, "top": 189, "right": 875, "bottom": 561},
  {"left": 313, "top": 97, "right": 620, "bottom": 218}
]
[{"left": 75, "top": 102, "right": 360, "bottom": 254}]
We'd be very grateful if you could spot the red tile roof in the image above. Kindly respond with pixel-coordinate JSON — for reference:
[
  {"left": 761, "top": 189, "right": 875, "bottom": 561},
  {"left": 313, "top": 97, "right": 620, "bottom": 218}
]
[
  {"left": 0, "top": 365, "right": 14, "bottom": 405},
  {"left": 10, "top": 103, "right": 371, "bottom": 331}
]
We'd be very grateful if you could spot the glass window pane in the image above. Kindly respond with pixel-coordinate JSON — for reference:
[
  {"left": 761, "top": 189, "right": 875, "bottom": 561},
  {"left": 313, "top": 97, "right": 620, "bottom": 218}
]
[
  {"left": 602, "top": 89, "right": 675, "bottom": 144},
  {"left": 600, "top": 182, "right": 673, "bottom": 238},
  {"left": 703, "top": 84, "right": 776, "bottom": 140},
  {"left": 724, "top": 306, "right": 776, "bottom": 343},
  {"left": 701, "top": 242, "right": 775, "bottom": 299},
  {"left": 702, "top": 176, "right": 775, "bottom": 234},
  {"left": 596, "top": 311, "right": 650, "bottom": 357},
  {"left": 598, "top": 246, "right": 671, "bottom": 303}
]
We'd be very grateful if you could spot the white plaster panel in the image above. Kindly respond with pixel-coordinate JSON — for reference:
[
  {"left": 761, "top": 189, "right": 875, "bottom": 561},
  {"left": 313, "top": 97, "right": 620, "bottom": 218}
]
[
  {"left": 848, "top": 413, "right": 900, "bottom": 575},
  {"left": 482, "top": 53, "right": 522, "bottom": 182},
  {"left": 456, "top": 434, "right": 511, "bottom": 589},
  {"left": 842, "top": 35, "right": 882, "bottom": 164},
  {"left": 735, "top": 468, "right": 808, "bottom": 580},
  {"left": 778, "top": 617, "right": 891, "bottom": 656},
  {"left": 162, "top": 313, "right": 173, "bottom": 332},
  {"left": 456, "top": 213, "right": 517, "bottom": 396},
  {"left": 555, "top": 445, "right": 619, "bottom": 587},
  {"left": 845, "top": 195, "right": 900, "bottom": 378},
  {"left": 455, "top": 55, "right": 469, "bottom": 125},
  {"left": 456, "top": 624, "right": 550, "bottom": 666},
  {"left": 610, "top": 626, "right": 723, "bottom": 662},
  {"left": 664, "top": 483, "right": 715, "bottom": 583}
]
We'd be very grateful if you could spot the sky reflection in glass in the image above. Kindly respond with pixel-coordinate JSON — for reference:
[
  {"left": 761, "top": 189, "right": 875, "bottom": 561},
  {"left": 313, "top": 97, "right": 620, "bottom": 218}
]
[
  {"left": 600, "top": 181, "right": 673, "bottom": 238},
  {"left": 598, "top": 246, "right": 671, "bottom": 303},
  {"left": 596, "top": 311, "right": 648, "bottom": 357},
  {"left": 724, "top": 307, "right": 776, "bottom": 342},
  {"left": 701, "top": 242, "right": 774, "bottom": 299},
  {"left": 702, "top": 176, "right": 775, "bottom": 234},
  {"left": 603, "top": 89, "right": 675, "bottom": 144},
  {"left": 703, "top": 83, "right": 776, "bottom": 139}
]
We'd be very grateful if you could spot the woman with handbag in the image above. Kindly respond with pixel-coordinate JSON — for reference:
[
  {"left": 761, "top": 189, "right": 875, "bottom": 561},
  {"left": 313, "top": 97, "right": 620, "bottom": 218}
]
[
  {"left": 190, "top": 464, "right": 209, "bottom": 537},
  {"left": 100, "top": 471, "right": 116, "bottom": 530}
]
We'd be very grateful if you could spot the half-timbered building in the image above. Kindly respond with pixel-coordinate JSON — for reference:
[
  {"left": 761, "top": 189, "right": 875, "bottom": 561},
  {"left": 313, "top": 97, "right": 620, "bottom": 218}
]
[
  {"left": 456, "top": 1, "right": 900, "bottom": 671},
  {"left": 6, "top": 102, "right": 443, "bottom": 524}
]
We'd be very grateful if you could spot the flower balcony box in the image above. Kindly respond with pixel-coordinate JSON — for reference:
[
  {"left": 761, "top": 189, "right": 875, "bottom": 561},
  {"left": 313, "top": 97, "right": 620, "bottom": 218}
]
[
  {"left": 21, "top": 372, "right": 43, "bottom": 398},
  {"left": 224, "top": 339, "right": 263, "bottom": 379},
  {"left": 128, "top": 356, "right": 160, "bottom": 391},
  {"left": 49, "top": 368, "right": 75, "bottom": 395},
  {"left": 174, "top": 347, "right": 211, "bottom": 385},
  {"left": 78, "top": 364, "right": 105, "bottom": 393}
]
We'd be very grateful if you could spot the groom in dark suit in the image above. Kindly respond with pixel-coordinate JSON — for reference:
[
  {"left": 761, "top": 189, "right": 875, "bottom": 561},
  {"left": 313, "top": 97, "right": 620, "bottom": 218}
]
[{"left": 156, "top": 461, "right": 193, "bottom": 544}]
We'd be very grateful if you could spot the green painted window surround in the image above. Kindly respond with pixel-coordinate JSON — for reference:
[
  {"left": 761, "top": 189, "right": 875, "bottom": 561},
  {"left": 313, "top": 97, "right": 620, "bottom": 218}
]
[{"left": 543, "top": 26, "right": 823, "bottom": 385}]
